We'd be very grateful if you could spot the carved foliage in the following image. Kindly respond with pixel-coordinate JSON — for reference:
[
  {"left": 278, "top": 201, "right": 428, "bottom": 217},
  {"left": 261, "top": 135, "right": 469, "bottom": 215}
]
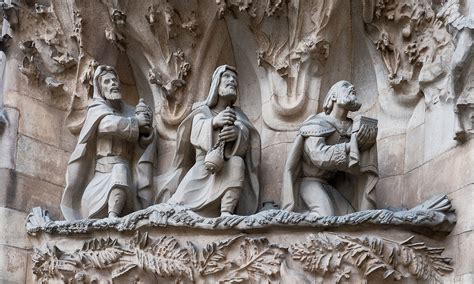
[
  {"left": 222, "top": 237, "right": 286, "bottom": 283},
  {"left": 291, "top": 233, "right": 453, "bottom": 283},
  {"left": 31, "top": 232, "right": 453, "bottom": 283},
  {"left": 364, "top": 0, "right": 454, "bottom": 89}
]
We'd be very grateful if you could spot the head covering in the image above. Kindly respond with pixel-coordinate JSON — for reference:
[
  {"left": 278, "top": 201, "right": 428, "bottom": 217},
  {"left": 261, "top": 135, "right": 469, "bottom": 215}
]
[
  {"left": 92, "top": 65, "right": 119, "bottom": 99},
  {"left": 205, "top": 65, "right": 238, "bottom": 107},
  {"left": 323, "top": 80, "right": 353, "bottom": 114}
]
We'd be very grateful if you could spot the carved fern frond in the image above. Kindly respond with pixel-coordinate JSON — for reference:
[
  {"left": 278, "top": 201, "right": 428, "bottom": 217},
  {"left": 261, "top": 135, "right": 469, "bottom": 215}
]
[
  {"left": 339, "top": 235, "right": 401, "bottom": 279},
  {"left": 291, "top": 233, "right": 453, "bottom": 283},
  {"left": 135, "top": 235, "right": 193, "bottom": 281},
  {"left": 388, "top": 236, "right": 453, "bottom": 281},
  {"left": 199, "top": 235, "right": 242, "bottom": 275},
  {"left": 77, "top": 237, "right": 132, "bottom": 269},
  {"left": 222, "top": 237, "right": 286, "bottom": 283},
  {"left": 291, "top": 233, "right": 347, "bottom": 276}
]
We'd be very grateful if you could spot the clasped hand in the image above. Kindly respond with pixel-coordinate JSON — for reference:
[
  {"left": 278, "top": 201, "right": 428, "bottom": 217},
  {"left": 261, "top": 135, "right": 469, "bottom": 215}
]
[
  {"left": 213, "top": 108, "right": 238, "bottom": 142},
  {"left": 136, "top": 112, "right": 151, "bottom": 128},
  {"left": 213, "top": 108, "right": 236, "bottom": 128}
]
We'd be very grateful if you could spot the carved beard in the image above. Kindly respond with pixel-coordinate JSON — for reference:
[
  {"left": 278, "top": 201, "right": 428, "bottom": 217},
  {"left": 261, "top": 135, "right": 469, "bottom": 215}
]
[
  {"left": 104, "top": 90, "right": 122, "bottom": 101},
  {"left": 220, "top": 85, "right": 237, "bottom": 100},
  {"left": 339, "top": 95, "right": 361, "bottom": 112}
]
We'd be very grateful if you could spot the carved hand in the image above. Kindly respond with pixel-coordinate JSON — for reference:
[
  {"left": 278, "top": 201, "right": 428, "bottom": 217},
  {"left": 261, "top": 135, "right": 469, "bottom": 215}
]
[
  {"left": 355, "top": 124, "right": 377, "bottom": 151},
  {"left": 219, "top": 125, "right": 239, "bottom": 142},
  {"left": 136, "top": 112, "right": 151, "bottom": 128},
  {"left": 212, "top": 108, "right": 236, "bottom": 128}
]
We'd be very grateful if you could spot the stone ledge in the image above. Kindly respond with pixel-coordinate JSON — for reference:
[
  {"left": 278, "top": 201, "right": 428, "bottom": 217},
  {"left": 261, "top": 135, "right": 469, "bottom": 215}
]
[{"left": 26, "top": 195, "right": 456, "bottom": 237}]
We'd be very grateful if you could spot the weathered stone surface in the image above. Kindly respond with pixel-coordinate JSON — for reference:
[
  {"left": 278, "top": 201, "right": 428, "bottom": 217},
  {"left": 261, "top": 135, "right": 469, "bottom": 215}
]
[
  {"left": 401, "top": 167, "right": 421, "bottom": 208},
  {"left": 261, "top": 143, "right": 289, "bottom": 202},
  {"left": 375, "top": 175, "right": 403, "bottom": 209},
  {"left": 448, "top": 184, "right": 474, "bottom": 236},
  {"left": 0, "top": 245, "right": 28, "bottom": 284},
  {"left": 0, "top": 170, "right": 62, "bottom": 220},
  {"left": 377, "top": 134, "right": 405, "bottom": 178},
  {"left": 6, "top": 93, "right": 63, "bottom": 147},
  {"left": 455, "top": 273, "right": 474, "bottom": 283},
  {"left": 418, "top": 139, "right": 474, "bottom": 201},
  {"left": 0, "top": 208, "right": 31, "bottom": 249},
  {"left": 404, "top": 124, "right": 424, "bottom": 172},
  {"left": 423, "top": 102, "right": 457, "bottom": 162},
  {"left": 407, "top": 99, "right": 425, "bottom": 130},
  {"left": 455, "top": 232, "right": 474, "bottom": 276},
  {"left": 0, "top": 107, "right": 19, "bottom": 170},
  {"left": 16, "top": 135, "right": 69, "bottom": 186}
]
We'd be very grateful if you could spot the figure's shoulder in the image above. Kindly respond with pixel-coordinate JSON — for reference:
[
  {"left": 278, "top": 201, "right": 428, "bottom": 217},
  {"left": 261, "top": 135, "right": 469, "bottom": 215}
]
[{"left": 299, "top": 113, "right": 336, "bottom": 137}]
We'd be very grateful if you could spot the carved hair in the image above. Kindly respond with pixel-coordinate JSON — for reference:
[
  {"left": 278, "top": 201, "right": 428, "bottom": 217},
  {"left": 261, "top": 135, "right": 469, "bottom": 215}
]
[
  {"left": 205, "top": 65, "right": 238, "bottom": 108},
  {"left": 323, "top": 80, "right": 353, "bottom": 115},
  {"left": 92, "top": 65, "right": 119, "bottom": 99}
]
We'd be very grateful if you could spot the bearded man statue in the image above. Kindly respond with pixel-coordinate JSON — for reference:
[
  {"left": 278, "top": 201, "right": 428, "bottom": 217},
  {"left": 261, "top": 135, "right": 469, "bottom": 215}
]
[
  {"left": 281, "top": 80, "right": 379, "bottom": 216},
  {"left": 156, "top": 65, "right": 261, "bottom": 217},
  {"left": 60, "top": 65, "right": 156, "bottom": 220}
]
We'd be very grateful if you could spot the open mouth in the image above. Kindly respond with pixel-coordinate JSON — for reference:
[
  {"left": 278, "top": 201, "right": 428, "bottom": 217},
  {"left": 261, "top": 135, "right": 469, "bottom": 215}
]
[{"left": 110, "top": 87, "right": 120, "bottom": 93}]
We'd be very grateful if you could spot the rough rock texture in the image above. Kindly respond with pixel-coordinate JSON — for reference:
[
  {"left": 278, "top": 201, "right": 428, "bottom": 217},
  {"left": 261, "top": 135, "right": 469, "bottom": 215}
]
[{"left": 0, "top": 0, "right": 472, "bottom": 282}]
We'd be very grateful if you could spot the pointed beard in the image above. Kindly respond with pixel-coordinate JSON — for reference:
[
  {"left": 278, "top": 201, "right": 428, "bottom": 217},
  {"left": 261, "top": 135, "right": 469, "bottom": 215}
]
[{"left": 104, "top": 91, "right": 122, "bottom": 101}]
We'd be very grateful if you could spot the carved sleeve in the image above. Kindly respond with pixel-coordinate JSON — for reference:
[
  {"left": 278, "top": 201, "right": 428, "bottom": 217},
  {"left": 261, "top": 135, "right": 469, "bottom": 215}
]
[
  {"left": 190, "top": 113, "right": 214, "bottom": 152},
  {"left": 304, "top": 136, "right": 349, "bottom": 170},
  {"left": 227, "top": 121, "right": 250, "bottom": 157},
  {"left": 97, "top": 114, "right": 139, "bottom": 142}
]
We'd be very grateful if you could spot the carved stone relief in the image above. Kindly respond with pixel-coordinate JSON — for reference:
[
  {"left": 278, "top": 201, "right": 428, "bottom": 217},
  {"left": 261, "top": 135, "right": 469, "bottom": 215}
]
[
  {"left": 60, "top": 65, "right": 156, "bottom": 221},
  {"left": 363, "top": 0, "right": 454, "bottom": 89},
  {"left": 221, "top": 0, "right": 352, "bottom": 131},
  {"left": 28, "top": 204, "right": 454, "bottom": 283},
  {"left": 0, "top": 0, "right": 470, "bottom": 283}
]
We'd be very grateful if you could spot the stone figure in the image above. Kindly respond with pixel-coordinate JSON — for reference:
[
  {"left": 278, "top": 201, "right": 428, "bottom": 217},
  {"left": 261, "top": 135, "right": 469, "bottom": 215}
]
[
  {"left": 281, "top": 81, "right": 378, "bottom": 216},
  {"left": 158, "top": 65, "right": 261, "bottom": 217},
  {"left": 60, "top": 65, "right": 156, "bottom": 220},
  {"left": 437, "top": 0, "right": 474, "bottom": 141}
]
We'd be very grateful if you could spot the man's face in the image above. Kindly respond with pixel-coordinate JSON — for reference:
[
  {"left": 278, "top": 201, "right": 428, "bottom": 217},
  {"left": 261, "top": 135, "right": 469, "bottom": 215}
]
[
  {"left": 100, "top": 72, "right": 122, "bottom": 100},
  {"left": 217, "top": 70, "right": 238, "bottom": 101},
  {"left": 336, "top": 84, "right": 361, "bottom": 112}
]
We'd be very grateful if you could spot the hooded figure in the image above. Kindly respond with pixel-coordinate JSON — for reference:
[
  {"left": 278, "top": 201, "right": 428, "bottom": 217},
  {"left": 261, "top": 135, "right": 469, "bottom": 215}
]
[
  {"left": 281, "top": 81, "right": 378, "bottom": 216},
  {"left": 60, "top": 65, "right": 156, "bottom": 220},
  {"left": 156, "top": 65, "right": 261, "bottom": 217}
]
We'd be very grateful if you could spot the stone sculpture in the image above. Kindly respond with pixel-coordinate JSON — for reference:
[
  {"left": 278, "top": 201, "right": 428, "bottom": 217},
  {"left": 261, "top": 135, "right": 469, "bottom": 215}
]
[
  {"left": 158, "top": 65, "right": 261, "bottom": 217},
  {"left": 437, "top": 0, "right": 474, "bottom": 141},
  {"left": 281, "top": 81, "right": 378, "bottom": 216},
  {"left": 60, "top": 65, "right": 156, "bottom": 220}
]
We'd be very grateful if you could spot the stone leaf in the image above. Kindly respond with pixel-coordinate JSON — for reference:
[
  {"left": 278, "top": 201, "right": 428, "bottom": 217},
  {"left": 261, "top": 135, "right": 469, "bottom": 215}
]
[
  {"left": 291, "top": 233, "right": 348, "bottom": 276},
  {"left": 222, "top": 237, "right": 286, "bottom": 283},
  {"left": 131, "top": 232, "right": 193, "bottom": 281},
  {"left": 77, "top": 237, "right": 133, "bottom": 269},
  {"left": 199, "top": 235, "right": 242, "bottom": 275}
]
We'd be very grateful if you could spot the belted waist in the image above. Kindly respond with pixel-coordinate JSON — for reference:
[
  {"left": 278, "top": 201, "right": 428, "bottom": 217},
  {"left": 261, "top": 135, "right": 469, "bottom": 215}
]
[{"left": 96, "top": 156, "right": 129, "bottom": 172}]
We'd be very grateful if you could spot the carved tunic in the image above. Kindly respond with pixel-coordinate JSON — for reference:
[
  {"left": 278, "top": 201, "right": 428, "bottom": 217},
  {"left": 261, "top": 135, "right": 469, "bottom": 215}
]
[
  {"left": 96, "top": 114, "right": 139, "bottom": 161},
  {"left": 81, "top": 104, "right": 140, "bottom": 218},
  {"left": 281, "top": 113, "right": 378, "bottom": 216},
  {"left": 301, "top": 125, "right": 351, "bottom": 181},
  {"left": 168, "top": 109, "right": 250, "bottom": 216}
]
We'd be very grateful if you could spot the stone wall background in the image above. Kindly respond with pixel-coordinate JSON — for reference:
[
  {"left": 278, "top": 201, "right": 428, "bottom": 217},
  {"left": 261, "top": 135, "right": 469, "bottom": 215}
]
[{"left": 0, "top": 0, "right": 473, "bottom": 282}]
